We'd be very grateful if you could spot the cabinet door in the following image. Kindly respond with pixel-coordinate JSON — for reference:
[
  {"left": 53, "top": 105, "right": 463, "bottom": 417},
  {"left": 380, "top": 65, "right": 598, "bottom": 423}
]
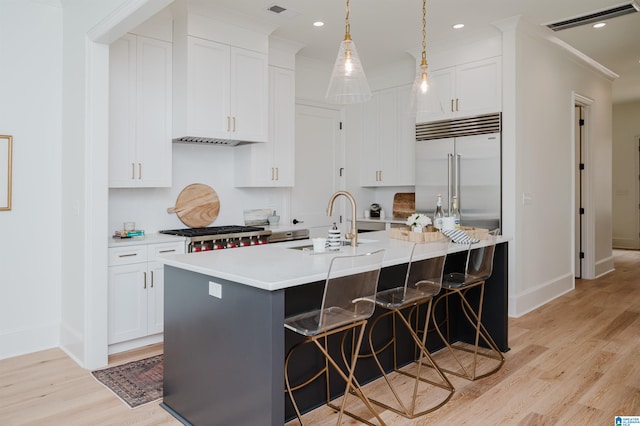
[
  {"left": 269, "top": 66, "right": 295, "bottom": 186},
  {"left": 109, "top": 35, "right": 137, "bottom": 187},
  {"left": 233, "top": 66, "right": 294, "bottom": 187},
  {"left": 230, "top": 47, "right": 268, "bottom": 143},
  {"left": 455, "top": 57, "right": 502, "bottom": 117},
  {"left": 108, "top": 263, "right": 148, "bottom": 344},
  {"left": 147, "top": 261, "right": 164, "bottom": 335},
  {"left": 361, "top": 85, "right": 415, "bottom": 187},
  {"left": 187, "top": 37, "right": 230, "bottom": 139},
  {"left": 416, "top": 67, "right": 455, "bottom": 123},
  {"left": 361, "top": 95, "right": 380, "bottom": 186},
  {"left": 395, "top": 84, "right": 415, "bottom": 186},
  {"left": 376, "top": 88, "right": 399, "bottom": 186},
  {"left": 136, "top": 36, "right": 172, "bottom": 187}
]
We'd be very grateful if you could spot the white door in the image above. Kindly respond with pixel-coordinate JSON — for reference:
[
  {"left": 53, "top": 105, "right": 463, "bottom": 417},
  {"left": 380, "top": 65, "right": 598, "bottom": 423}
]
[{"left": 291, "top": 104, "right": 343, "bottom": 236}]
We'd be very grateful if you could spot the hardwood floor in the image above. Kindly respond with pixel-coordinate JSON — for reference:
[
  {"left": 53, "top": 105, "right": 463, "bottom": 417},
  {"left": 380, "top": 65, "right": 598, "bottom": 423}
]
[{"left": 1, "top": 250, "right": 638, "bottom": 425}]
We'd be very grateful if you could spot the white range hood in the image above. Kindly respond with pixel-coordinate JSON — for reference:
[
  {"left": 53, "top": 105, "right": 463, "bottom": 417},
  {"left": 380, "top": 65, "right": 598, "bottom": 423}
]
[{"left": 171, "top": 0, "right": 275, "bottom": 146}]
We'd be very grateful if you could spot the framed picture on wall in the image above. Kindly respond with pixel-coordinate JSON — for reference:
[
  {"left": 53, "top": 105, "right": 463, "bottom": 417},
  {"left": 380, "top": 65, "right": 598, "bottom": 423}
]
[{"left": 0, "top": 135, "right": 13, "bottom": 211}]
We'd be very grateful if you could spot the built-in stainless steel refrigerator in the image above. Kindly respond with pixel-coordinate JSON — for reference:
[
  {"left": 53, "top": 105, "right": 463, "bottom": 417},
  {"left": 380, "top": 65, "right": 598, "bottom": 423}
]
[{"left": 415, "top": 113, "right": 501, "bottom": 230}]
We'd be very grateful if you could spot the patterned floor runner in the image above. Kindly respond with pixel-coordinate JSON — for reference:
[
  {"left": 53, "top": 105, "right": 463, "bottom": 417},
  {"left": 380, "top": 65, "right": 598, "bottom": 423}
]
[{"left": 91, "top": 354, "right": 163, "bottom": 408}]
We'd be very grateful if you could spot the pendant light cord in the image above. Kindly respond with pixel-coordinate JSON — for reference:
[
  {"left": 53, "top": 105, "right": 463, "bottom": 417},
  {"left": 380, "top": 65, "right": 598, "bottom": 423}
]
[
  {"left": 345, "top": 0, "right": 352, "bottom": 40},
  {"left": 421, "top": 0, "right": 427, "bottom": 66}
]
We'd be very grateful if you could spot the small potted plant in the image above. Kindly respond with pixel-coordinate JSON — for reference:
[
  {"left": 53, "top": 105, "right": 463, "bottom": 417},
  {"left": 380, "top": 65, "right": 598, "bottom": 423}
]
[{"left": 406, "top": 213, "right": 432, "bottom": 233}]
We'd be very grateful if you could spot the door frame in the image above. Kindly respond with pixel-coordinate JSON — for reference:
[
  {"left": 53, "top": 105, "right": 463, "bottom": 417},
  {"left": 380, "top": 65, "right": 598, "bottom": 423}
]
[{"left": 573, "top": 93, "right": 594, "bottom": 279}]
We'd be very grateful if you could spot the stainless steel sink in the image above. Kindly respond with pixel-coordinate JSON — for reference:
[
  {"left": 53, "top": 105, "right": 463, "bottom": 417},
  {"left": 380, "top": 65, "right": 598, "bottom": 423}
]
[{"left": 288, "top": 239, "right": 375, "bottom": 251}]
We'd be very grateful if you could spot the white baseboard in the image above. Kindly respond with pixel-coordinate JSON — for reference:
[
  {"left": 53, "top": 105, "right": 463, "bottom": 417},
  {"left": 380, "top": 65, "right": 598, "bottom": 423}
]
[
  {"left": 508, "top": 273, "right": 574, "bottom": 318},
  {"left": 0, "top": 323, "right": 59, "bottom": 360},
  {"left": 595, "top": 255, "right": 615, "bottom": 279},
  {"left": 59, "top": 321, "right": 85, "bottom": 367},
  {"left": 108, "top": 333, "right": 163, "bottom": 355},
  {"left": 613, "top": 238, "right": 640, "bottom": 250}
]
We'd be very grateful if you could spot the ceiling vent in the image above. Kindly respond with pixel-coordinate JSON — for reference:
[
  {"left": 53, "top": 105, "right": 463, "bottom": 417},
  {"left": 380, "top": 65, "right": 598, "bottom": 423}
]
[
  {"left": 546, "top": 0, "right": 640, "bottom": 31},
  {"left": 266, "top": 4, "right": 299, "bottom": 18},
  {"left": 267, "top": 5, "right": 287, "bottom": 14}
]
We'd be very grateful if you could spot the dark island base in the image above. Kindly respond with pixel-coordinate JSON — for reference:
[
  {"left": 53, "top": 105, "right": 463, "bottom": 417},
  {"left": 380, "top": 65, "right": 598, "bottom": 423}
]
[{"left": 162, "top": 242, "right": 508, "bottom": 425}]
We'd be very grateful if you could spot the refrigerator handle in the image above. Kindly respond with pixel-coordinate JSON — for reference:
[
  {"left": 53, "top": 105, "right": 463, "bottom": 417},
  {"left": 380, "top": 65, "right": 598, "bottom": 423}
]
[
  {"left": 455, "top": 153, "right": 461, "bottom": 205},
  {"left": 447, "top": 153, "right": 453, "bottom": 214}
]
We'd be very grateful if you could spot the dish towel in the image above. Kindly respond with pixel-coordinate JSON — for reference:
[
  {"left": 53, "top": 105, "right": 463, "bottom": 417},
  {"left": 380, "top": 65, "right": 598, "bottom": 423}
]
[{"left": 442, "top": 229, "right": 479, "bottom": 244}]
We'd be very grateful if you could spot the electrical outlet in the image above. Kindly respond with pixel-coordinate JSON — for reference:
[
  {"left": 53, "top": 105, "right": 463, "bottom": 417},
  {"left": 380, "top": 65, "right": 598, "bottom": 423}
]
[{"left": 208, "top": 281, "right": 222, "bottom": 299}]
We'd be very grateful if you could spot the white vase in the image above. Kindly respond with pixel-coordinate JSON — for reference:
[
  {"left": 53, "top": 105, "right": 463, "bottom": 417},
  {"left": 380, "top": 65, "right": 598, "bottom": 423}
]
[{"left": 411, "top": 225, "right": 423, "bottom": 233}]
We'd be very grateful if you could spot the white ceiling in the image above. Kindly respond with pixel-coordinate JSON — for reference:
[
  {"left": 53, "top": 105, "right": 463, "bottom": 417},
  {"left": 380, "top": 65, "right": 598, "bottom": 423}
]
[{"left": 191, "top": 0, "right": 640, "bottom": 103}]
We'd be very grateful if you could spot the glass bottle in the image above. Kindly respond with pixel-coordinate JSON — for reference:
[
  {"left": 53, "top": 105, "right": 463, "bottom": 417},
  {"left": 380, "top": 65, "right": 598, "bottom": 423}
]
[
  {"left": 451, "top": 195, "right": 461, "bottom": 229},
  {"left": 433, "top": 194, "right": 445, "bottom": 230}
]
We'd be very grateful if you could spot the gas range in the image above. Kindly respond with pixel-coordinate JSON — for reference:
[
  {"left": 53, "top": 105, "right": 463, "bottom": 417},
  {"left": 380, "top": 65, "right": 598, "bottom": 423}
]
[{"left": 159, "top": 225, "right": 272, "bottom": 252}]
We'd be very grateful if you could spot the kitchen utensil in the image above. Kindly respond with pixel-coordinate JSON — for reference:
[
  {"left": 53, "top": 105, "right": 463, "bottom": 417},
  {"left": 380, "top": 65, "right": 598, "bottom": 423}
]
[
  {"left": 167, "top": 183, "right": 220, "bottom": 228},
  {"left": 392, "top": 192, "right": 415, "bottom": 219}
]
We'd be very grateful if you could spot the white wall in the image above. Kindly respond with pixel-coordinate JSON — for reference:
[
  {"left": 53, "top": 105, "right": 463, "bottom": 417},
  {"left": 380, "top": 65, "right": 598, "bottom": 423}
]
[
  {"left": 0, "top": 0, "right": 63, "bottom": 360},
  {"left": 612, "top": 100, "right": 640, "bottom": 249},
  {"left": 108, "top": 144, "right": 290, "bottom": 233},
  {"left": 501, "top": 18, "right": 614, "bottom": 316}
]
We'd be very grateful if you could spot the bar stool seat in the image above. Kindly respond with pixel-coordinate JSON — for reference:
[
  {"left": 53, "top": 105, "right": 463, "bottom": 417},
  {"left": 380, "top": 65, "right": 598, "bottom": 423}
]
[
  {"left": 284, "top": 249, "right": 386, "bottom": 426},
  {"left": 363, "top": 240, "right": 455, "bottom": 419},
  {"left": 432, "top": 229, "right": 505, "bottom": 381}
]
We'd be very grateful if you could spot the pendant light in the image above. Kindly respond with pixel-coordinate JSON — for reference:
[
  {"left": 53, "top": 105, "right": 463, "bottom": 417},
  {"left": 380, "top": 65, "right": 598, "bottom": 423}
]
[
  {"left": 410, "top": 0, "right": 439, "bottom": 115},
  {"left": 325, "top": 0, "right": 372, "bottom": 104}
]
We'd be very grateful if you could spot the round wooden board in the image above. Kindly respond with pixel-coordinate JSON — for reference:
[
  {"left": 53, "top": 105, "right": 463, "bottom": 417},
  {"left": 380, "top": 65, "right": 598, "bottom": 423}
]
[{"left": 167, "top": 183, "right": 220, "bottom": 228}]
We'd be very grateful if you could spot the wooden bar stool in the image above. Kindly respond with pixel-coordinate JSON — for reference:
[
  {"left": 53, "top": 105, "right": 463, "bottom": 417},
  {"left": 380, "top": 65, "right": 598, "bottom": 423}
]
[
  {"left": 362, "top": 240, "right": 455, "bottom": 418},
  {"left": 432, "top": 230, "right": 504, "bottom": 381},
  {"left": 284, "top": 249, "right": 386, "bottom": 426}
]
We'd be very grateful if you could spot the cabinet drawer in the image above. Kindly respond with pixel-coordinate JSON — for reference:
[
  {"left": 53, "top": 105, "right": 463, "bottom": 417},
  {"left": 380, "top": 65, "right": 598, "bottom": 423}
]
[
  {"left": 109, "top": 245, "right": 148, "bottom": 266},
  {"left": 148, "top": 241, "right": 185, "bottom": 261}
]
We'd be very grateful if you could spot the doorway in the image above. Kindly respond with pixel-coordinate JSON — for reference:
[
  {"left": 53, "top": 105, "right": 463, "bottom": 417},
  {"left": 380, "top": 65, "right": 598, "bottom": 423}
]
[
  {"left": 573, "top": 93, "right": 594, "bottom": 280},
  {"left": 290, "top": 103, "right": 344, "bottom": 236}
]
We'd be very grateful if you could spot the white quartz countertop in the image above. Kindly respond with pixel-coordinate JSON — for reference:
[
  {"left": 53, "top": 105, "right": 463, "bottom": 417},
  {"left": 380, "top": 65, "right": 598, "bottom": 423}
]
[
  {"left": 108, "top": 232, "right": 186, "bottom": 248},
  {"left": 157, "top": 230, "right": 508, "bottom": 292}
]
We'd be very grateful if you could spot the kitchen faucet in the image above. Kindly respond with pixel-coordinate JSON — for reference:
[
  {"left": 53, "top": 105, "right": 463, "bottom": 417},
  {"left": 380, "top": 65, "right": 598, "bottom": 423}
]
[{"left": 326, "top": 191, "right": 358, "bottom": 247}]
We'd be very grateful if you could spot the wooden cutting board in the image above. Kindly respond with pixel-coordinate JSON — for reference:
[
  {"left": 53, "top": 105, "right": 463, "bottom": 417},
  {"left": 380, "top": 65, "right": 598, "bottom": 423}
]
[
  {"left": 167, "top": 183, "right": 220, "bottom": 228},
  {"left": 392, "top": 192, "right": 415, "bottom": 219}
]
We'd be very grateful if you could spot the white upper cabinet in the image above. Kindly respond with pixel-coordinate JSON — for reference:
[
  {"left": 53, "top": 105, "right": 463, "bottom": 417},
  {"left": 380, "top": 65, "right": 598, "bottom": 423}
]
[
  {"left": 235, "top": 65, "right": 295, "bottom": 186},
  {"left": 181, "top": 36, "right": 268, "bottom": 143},
  {"left": 417, "top": 57, "right": 502, "bottom": 123},
  {"left": 109, "top": 34, "right": 172, "bottom": 188},
  {"left": 361, "top": 85, "right": 415, "bottom": 187}
]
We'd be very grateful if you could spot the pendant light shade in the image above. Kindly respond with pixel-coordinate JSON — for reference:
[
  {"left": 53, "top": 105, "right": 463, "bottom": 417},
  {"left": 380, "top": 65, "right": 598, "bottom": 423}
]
[
  {"left": 325, "top": 0, "right": 371, "bottom": 104},
  {"left": 410, "top": 0, "right": 441, "bottom": 115}
]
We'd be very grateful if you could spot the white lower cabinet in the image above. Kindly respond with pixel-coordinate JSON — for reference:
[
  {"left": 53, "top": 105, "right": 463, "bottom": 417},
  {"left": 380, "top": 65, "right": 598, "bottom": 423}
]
[{"left": 108, "top": 241, "right": 184, "bottom": 346}]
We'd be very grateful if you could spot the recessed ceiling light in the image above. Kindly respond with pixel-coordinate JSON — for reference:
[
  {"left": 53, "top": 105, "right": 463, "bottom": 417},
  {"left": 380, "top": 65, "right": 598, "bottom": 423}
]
[
  {"left": 453, "top": 23, "right": 465, "bottom": 29},
  {"left": 593, "top": 22, "right": 606, "bottom": 28},
  {"left": 313, "top": 21, "right": 324, "bottom": 27}
]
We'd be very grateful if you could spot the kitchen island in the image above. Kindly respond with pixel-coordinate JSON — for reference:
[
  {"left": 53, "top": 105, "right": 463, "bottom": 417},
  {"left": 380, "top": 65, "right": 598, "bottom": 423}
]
[{"left": 157, "top": 230, "right": 508, "bottom": 425}]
